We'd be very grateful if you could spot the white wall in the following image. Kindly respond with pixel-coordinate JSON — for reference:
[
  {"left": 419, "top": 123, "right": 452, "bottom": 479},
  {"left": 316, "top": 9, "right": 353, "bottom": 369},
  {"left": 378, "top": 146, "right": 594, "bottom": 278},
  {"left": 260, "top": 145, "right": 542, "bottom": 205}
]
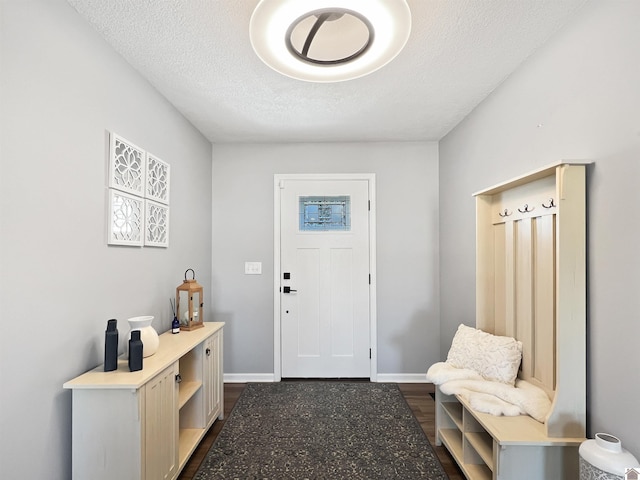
[
  {"left": 440, "top": 0, "right": 640, "bottom": 457},
  {"left": 0, "top": 1, "right": 212, "bottom": 478},
  {"left": 212, "top": 142, "right": 440, "bottom": 378}
]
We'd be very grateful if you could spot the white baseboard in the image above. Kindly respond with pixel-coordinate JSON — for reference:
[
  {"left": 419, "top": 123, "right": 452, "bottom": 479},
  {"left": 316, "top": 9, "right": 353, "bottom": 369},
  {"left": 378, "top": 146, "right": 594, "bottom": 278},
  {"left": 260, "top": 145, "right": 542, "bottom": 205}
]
[
  {"left": 223, "top": 373, "right": 276, "bottom": 383},
  {"left": 374, "top": 373, "right": 429, "bottom": 383},
  {"left": 223, "top": 373, "right": 428, "bottom": 383}
]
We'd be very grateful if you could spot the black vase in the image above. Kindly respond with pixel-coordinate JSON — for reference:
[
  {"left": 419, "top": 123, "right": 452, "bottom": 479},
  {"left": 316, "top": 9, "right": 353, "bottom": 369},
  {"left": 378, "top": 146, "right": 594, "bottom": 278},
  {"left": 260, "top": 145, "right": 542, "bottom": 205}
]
[
  {"left": 104, "top": 319, "right": 119, "bottom": 372},
  {"left": 128, "top": 330, "right": 143, "bottom": 372}
]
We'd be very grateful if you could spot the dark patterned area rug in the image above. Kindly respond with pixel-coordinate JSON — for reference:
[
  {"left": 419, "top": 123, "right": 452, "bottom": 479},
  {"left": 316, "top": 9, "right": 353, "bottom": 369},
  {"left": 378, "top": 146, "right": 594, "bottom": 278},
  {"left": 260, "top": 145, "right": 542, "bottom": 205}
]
[{"left": 194, "top": 382, "right": 447, "bottom": 479}]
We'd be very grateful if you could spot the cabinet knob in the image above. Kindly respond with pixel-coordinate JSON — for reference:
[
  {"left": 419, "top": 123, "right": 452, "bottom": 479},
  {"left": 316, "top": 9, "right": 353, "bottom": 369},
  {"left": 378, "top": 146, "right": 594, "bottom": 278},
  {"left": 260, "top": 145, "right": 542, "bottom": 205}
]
[{"left": 175, "top": 373, "right": 182, "bottom": 384}]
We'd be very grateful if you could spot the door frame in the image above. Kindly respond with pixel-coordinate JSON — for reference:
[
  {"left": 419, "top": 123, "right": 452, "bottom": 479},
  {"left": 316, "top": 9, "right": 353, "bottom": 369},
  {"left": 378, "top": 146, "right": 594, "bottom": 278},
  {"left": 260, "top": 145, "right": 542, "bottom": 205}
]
[{"left": 273, "top": 173, "right": 377, "bottom": 382}]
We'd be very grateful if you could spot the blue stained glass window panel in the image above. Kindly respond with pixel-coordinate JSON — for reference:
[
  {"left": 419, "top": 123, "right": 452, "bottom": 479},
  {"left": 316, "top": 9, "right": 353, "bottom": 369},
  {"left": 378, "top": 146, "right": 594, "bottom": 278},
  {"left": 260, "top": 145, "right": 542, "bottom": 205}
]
[{"left": 299, "top": 196, "right": 351, "bottom": 231}]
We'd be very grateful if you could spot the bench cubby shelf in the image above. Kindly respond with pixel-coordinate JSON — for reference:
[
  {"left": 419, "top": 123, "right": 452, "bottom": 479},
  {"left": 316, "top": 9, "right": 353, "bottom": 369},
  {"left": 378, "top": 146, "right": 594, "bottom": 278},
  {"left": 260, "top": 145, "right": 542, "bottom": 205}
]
[
  {"left": 435, "top": 162, "right": 588, "bottom": 479},
  {"left": 436, "top": 388, "right": 584, "bottom": 480}
]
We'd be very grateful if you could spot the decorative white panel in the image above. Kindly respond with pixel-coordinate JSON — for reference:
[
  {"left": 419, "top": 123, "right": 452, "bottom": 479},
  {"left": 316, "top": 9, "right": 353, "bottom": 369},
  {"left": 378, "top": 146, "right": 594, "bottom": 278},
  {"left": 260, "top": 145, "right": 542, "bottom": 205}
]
[
  {"left": 146, "top": 153, "right": 170, "bottom": 205},
  {"left": 108, "top": 189, "right": 144, "bottom": 246},
  {"left": 107, "top": 132, "right": 171, "bottom": 248},
  {"left": 145, "top": 200, "right": 169, "bottom": 247},
  {"left": 109, "top": 133, "right": 145, "bottom": 196}
]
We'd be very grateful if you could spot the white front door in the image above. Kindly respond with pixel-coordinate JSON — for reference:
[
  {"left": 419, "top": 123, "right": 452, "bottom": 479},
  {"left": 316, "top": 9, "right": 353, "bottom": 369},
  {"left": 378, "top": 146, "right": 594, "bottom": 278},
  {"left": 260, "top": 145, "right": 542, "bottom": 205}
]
[{"left": 279, "top": 177, "right": 371, "bottom": 378}]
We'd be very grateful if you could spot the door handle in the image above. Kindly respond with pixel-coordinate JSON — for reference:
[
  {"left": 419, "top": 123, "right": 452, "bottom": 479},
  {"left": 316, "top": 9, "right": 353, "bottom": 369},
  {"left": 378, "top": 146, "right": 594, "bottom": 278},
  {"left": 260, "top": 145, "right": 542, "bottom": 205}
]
[{"left": 283, "top": 286, "right": 297, "bottom": 294}]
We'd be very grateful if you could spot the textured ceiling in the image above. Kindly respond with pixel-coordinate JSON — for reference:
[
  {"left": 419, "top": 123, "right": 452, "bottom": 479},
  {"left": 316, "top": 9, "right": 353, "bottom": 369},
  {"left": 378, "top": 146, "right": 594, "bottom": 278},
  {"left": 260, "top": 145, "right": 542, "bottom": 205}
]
[{"left": 66, "top": 0, "right": 587, "bottom": 143}]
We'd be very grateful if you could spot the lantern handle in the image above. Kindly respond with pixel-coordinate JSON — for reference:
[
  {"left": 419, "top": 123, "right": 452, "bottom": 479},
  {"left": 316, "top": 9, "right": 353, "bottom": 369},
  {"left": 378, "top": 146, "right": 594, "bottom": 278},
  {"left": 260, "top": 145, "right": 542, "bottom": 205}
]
[{"left": 185, "top": 268, "right": 195, "bottom": 280}]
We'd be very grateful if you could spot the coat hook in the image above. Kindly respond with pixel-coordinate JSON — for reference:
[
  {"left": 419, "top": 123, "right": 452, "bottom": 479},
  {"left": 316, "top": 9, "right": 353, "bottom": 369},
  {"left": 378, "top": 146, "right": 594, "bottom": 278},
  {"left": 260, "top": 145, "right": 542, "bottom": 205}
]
[
  {"left": 518, "top": 204, "right": 534, "bottom": 213},
  {"left": 498, "top": 209, "right": 512, "bottom": 217},
  {"left": 542, "top": 198, "right": 556, "bottom": 209}
]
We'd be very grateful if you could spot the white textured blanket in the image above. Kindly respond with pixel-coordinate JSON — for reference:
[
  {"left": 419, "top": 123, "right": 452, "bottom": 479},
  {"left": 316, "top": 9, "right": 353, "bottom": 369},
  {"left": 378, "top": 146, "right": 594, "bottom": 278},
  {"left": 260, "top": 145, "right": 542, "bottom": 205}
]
[{"left": 426, "top": 362, "right": 551, "bottom": 423}]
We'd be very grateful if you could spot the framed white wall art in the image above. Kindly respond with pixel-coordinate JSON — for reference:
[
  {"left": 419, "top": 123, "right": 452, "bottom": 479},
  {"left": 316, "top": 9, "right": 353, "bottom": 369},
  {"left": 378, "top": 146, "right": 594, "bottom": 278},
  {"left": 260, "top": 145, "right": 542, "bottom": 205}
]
[
  {"left": 146, "top": 153, "right": 170, "bottom": 205},
  {"left": 109, "top": 134, "right": 145, "bottom": 197},
  {"left": 144, "top": 200, "right": 169, "bottom": 247},
  {"left": 107, "top": 189, "right": 144, "bottom": 246},
  {"left": 107, "top": 132, "right": 171, "bottom": 247}
]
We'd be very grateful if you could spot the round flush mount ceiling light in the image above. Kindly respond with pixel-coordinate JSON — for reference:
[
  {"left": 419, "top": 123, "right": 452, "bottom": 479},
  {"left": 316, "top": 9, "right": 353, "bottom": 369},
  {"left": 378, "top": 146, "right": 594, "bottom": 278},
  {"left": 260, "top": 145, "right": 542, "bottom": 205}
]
[{"left": 250, "top": 0, "right": 411, "bottom": 83}]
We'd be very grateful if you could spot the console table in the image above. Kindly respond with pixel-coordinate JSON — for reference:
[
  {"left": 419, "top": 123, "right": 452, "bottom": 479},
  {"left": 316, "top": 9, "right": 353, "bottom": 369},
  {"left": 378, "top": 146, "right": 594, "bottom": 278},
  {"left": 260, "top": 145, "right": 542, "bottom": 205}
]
[{"left": 64, "top": 322, "right": 224, "bottom": 480}]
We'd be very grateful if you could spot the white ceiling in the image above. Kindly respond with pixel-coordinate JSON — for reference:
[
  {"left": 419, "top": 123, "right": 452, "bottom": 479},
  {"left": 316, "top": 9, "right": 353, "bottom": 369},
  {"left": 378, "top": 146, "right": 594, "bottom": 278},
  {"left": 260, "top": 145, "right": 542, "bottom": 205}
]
[{"left": 66, "top": 0, "right": 588, "bottom": 144}]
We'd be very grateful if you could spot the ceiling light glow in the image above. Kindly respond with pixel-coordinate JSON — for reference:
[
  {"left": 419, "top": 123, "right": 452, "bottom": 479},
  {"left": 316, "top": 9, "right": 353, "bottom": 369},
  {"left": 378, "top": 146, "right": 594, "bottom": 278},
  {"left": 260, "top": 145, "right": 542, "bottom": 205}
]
[{"left": 250, "top": 0, "right": 411, "bottom": 82}]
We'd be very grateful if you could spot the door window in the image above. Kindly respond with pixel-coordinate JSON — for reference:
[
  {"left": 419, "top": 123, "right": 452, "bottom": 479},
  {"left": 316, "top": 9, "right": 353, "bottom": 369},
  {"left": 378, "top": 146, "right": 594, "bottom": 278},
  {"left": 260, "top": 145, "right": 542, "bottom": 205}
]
[{"left": 299, "top": 196, "right": 351, "bottom": 231}]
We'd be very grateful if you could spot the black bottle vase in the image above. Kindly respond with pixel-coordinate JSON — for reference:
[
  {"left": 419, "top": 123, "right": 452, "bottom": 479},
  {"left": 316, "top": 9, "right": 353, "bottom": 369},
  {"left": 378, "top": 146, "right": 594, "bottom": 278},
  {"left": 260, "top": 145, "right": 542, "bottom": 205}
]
[
  {"left": 128, "top": 330, "right": 143, "bottom": 372},
  {"left": 104, "top": 319, "right": 119, "bottom": 372}
]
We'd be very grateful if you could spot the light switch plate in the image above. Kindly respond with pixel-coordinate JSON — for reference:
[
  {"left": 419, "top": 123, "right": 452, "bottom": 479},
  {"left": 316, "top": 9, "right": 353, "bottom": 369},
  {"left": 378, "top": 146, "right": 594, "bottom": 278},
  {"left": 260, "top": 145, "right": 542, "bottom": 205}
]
[{"left": 245, "top": 261, "right": 262, "bottom": 275}]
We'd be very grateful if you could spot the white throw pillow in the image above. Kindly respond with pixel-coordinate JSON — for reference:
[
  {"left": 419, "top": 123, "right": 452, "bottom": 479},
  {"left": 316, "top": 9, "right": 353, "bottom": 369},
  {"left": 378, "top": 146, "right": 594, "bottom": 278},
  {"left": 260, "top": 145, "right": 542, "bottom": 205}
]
[{"left": 446, "top": 324, "right": 522, "bottom": 385}]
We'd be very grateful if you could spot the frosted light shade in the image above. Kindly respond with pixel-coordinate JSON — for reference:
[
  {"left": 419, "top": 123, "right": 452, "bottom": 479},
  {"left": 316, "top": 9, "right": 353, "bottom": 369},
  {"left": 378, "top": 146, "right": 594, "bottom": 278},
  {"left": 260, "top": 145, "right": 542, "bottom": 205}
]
[{"left": 250, "top": 0, "right": 411, "bottom": 82}]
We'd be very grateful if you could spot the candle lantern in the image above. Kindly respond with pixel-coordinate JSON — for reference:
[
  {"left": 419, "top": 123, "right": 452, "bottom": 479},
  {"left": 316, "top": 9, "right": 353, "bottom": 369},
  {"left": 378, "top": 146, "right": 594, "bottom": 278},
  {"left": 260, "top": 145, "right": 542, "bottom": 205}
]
[{"left": 176, "top": 268, "right": 204, "bottom": 331}]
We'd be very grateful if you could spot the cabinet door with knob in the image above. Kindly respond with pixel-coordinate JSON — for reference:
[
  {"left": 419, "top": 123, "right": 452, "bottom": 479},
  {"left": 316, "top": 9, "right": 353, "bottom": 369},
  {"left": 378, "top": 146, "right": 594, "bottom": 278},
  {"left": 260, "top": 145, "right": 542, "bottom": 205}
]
[
  {"left": 203, "top": 329, "right": 223, "bottom": 426},
  {"left": 144, "top": 363, "right": 179, "bottom": 480}
]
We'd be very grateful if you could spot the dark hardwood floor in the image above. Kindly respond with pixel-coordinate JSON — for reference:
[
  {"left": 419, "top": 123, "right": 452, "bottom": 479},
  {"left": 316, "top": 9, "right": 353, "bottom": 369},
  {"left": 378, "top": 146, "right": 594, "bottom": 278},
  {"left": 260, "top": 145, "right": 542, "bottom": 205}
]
[
  {"left": 398, "top": 383, "right": 465, "bottom": 480},
  {"left": 178, "top": 383, "right": 464, "bottom": 480}
]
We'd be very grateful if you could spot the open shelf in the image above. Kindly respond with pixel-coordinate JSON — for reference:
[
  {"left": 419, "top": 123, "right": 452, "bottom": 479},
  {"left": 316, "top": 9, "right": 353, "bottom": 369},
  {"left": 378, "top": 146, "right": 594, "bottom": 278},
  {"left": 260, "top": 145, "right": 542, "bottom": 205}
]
[
  {"left": 441, "top": 401, "right": 463, "bottom": 430},
  {"left": 440, "top": 426, "right": 492, "bottom": 480},
  {"left": 462, "top": 463, "right": 492, "bottom": 480},
  {"left": 466, "top": 431, "right": 494, "bottom": 470},
  {"left": 178, "top": 428, "right": 204, "bottom": 469},
  {"left": 439, "top": 428, "right": 463, "bottom": 461},
  {"left": 178, "top": 380, "right": 202, "bottom": 409}
]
